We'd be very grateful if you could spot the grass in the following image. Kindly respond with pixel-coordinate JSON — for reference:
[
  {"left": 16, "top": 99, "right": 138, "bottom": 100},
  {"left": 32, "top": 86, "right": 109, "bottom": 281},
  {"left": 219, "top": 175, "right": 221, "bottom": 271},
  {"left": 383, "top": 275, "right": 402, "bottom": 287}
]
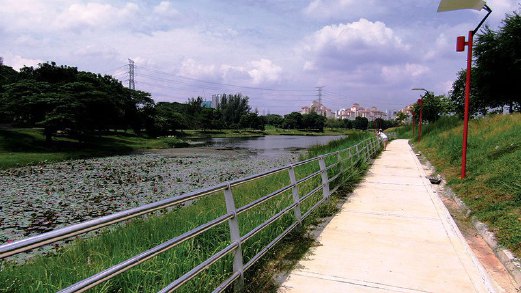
[
  {"left": 0, "top": 134, "right": 376, "bottom": 292},
  {"left": 182, "top": 126, "right": 357, "bottom": 138},
  {"left": 401, "top": 114, "right": 521, "bottom": 256},
  {"left": 0, "top": 127, "right": 353, "bottom": 170},
  {"left": 0, "top": 128, "right": 187, "bottom": 169}
]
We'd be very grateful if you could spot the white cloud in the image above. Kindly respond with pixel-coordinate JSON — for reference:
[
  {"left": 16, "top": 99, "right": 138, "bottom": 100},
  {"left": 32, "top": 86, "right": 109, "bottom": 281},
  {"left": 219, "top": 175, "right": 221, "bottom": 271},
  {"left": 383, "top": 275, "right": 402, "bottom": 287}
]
[
  {"left": 303, "top": 0, "right": 385, "bottom": 20},
  {"left": 302, "top": 19, "right": 409, "bottom": 71},
  {"left": 381, "top": 63, "right": 430, "bottom": 83},
  {"left": 248, "top": 59, "right": 282, "bottom": 85},
  {"left": 310, "top": 18, "right": 407, "bottom": 51},
  {"left": 154, "top": 1, "right": 179, "bottom": 16},
  {"left": 179, "top": 58, "right": 217, "bottom": 79},
  {"left": 54, "top": 3, "right": 138, "bottom": 31},
  {"left": 3, "top": 55, "right": 42, "bottom": 70},
  {"left": 490, "top": 0, "right": 520, "bottom": 21}
]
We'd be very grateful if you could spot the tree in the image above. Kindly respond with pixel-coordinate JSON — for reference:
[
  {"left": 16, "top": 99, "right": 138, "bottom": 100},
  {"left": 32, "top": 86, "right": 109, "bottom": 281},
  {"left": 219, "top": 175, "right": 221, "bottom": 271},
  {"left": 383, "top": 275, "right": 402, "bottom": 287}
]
[
  {"left": 353, "top": 117, "right": 368, "bottom": 130},
  {"left": 218, "top": 93, "right": 251, "bottom": 127},
  {"left": 395, "top": 112, "right": 409, "bottom": 125},
  {"left": 473, "top": 12, "right": 521, "bottom": 113},
  {"left": 412, "top": 93, "right": 455, "bottom": 123},
  {"left": 282, "top": 112, "right": 303, "bottom": 129},
  {"left": 343, "top": 119, "right": 353, "bottom": 129},
  {"left": 154, "top": 102, "right": 189, "bottom": 134},
  {"left": 0, "top": 62, "right": 153, "bottom": 140},
  {"left": 264, "top": 114, "right": 284, "bottom": 127},
  {"left": 302, "top": 112, "right": 326, "bottom": 131},
  {"left": 325, "top": 118, "right": 345, "bottom": 129},
  {"left": 239, "top": 112, "right": 265, "bottom": 130}
]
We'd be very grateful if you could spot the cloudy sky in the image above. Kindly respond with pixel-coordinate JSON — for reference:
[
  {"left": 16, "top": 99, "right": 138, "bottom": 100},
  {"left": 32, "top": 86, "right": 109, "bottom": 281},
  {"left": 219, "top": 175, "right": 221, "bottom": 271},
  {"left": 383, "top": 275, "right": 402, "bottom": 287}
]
[{"left": 1, "top": 0, "right": 519, "bottom": 114}]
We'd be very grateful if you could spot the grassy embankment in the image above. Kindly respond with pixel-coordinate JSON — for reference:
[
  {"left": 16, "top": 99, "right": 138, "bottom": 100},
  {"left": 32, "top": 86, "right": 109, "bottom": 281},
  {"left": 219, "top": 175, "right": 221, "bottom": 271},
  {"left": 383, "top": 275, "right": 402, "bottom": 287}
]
[
  {"left": 395, "top": 114, "right": 521, "bottom": 256},
  {"left": 0, "top": 133, "right": 375, "bottom": 292},
  {"left": 0, "top": 128, "right": 188, "bottom": 170},
  {"left": 0, "top": 127, "right": 354, "bottom": 170},
  {"left": 180, "top": 126, "right": 351, "bottom": 138}
]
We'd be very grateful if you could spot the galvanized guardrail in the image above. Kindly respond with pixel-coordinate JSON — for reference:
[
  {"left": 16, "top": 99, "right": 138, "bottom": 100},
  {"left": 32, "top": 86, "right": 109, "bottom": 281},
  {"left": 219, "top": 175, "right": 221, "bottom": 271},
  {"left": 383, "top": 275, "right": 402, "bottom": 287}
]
[{"left": 0, "top": 136, "right": 382, "bottom": 292}]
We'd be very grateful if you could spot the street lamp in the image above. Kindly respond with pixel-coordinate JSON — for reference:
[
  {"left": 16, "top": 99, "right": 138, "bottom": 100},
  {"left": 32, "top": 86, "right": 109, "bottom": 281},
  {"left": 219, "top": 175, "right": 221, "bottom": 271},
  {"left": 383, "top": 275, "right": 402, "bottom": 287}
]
[
  {"left": 437, "top": 0, "right": 492, "bottom": 179},
  {"left": 412, "top": 88, "right": 430, "bottom": 142}
]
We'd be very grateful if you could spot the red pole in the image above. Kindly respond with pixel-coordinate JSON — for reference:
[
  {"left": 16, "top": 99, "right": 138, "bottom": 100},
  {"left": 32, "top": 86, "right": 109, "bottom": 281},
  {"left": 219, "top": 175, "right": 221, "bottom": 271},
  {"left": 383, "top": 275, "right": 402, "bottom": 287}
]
[
  {"left": 418, "top": 98, "right": 423, "bottom": 142},
  {"left": 412, "top": 112, "right": 415, "bottom": 138},
  {"left": 461, "top": 31, "right": 473, "bottom": 179}
]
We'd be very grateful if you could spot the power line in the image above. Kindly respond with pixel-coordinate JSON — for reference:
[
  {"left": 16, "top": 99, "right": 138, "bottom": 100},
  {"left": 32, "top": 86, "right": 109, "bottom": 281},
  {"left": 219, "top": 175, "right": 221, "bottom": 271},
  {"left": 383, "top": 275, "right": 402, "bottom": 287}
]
[{"left": 137, "top": 65, "right": 315, "bottom": 93}]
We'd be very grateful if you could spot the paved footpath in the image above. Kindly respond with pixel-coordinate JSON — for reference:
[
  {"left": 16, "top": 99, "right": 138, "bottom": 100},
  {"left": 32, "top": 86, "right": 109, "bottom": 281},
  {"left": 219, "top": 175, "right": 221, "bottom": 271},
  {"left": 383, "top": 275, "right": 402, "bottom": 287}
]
[{"left": 280, "top": 139, "right": 497, "bottom": 293}]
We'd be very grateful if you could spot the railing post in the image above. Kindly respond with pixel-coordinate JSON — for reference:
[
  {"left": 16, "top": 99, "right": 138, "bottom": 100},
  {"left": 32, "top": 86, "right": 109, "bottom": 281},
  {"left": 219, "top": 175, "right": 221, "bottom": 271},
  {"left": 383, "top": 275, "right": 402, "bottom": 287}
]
[
  {"left": 355, "top": 144, "right": 359, "bottom": 164},
  {"left": 365, "top": 141, "right": 370, "bottom": 162},
  {"left": 223, "top": 184, "right": 244, "bottom": 291},
  {"left": 349, "top": 147, "right": 354, "bottom": 167},
  {"left": 318, "top": 156, "right": 330, "bottom": 199},
  {"left": 288, "top": 166, "right": 302, "bottom": 225}
]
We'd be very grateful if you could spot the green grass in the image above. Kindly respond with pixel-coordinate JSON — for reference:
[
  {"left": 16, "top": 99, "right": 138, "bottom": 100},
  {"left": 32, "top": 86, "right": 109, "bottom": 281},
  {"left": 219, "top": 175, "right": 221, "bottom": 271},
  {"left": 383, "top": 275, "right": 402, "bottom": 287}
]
[
  {"left": 182, "top": 126, "right": 356, "bottom": 138},
  {"left": 0, "top": 128, "right": 188, "bottom": 169},
  {"left": 0, "top": 134, "right": 376, "bottom": 292},
  {"left": 0, "top": 127, "right": 355, "bottom": 170},
  {"left": 405, "top": 114, "right": 521, "bottom": 256}
]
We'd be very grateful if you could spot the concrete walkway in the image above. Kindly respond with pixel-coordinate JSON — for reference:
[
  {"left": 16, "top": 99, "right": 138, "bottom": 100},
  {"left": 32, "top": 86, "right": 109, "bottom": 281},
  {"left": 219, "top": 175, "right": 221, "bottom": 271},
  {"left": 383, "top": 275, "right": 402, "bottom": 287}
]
[{"left": 280, "top": 139, "right": 497, "bottom": 293}]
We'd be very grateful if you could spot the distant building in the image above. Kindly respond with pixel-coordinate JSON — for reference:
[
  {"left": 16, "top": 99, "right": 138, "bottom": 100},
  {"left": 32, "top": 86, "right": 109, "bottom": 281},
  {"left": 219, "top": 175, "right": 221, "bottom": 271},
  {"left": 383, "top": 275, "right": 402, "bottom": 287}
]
[
  {"left": 202, "top": 101, "right": 212, "bottom": 108},
  {"left": 211, "top": 94, "right": 221, "bottom": 109},
  {"left": 301, "top": 100, "right": 335, "bottom": 118},
  {"left": 336, "top": 103, "right": 387, "bottom": 121}
]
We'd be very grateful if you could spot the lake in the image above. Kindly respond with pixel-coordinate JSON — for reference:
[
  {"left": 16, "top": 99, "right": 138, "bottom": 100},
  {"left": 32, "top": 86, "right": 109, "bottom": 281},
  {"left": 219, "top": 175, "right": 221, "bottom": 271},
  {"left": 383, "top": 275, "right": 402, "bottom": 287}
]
[{"left": 202, "top": 135, "right": 345, "bottom": 158}]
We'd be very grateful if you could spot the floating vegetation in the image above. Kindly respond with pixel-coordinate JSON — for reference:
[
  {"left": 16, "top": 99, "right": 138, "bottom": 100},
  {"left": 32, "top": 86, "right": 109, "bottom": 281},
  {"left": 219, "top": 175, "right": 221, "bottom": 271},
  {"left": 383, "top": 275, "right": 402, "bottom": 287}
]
[{"left": 0, "top": 150, "right": 299, "bottom": 245}]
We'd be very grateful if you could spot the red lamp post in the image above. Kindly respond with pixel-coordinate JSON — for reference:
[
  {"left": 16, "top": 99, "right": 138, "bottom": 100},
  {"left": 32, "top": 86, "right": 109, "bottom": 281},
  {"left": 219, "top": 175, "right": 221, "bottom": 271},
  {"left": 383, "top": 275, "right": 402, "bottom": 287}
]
[
  {"left": 438, "top": 0, "right": 492, "bottom": 179},
  {"left": 412, "top": 88, "right": 429, "bottom": 142},
  {"left": 417, "top": 98, "right": 423, "bottom": 142},
  {"left": 412, "top": 111, "right": 415, "bottom": 139}
]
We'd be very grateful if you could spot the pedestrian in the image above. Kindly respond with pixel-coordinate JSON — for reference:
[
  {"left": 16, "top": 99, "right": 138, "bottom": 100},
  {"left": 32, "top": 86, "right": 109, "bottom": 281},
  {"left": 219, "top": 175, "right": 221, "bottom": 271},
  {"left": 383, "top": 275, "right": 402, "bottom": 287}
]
[{"left": 377, "top": 129, "right": 388, "bottom": 150}]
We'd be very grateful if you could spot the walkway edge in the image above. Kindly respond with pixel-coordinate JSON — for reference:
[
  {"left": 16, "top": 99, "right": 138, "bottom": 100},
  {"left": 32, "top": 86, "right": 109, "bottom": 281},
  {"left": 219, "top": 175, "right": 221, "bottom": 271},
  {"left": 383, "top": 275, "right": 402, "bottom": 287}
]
[{"left": 410, "top": 146, "right": 497, "bottom": 293}]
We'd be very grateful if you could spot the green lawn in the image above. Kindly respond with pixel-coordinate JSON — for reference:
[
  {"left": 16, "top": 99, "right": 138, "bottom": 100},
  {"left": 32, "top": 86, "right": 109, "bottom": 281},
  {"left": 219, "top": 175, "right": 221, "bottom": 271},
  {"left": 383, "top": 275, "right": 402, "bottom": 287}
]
[
  {"left": 403, "top": 114, "right": 521, "bottom": 256},
  {"left": 0, "top": 128, "right": 187, "bottom": 169}
]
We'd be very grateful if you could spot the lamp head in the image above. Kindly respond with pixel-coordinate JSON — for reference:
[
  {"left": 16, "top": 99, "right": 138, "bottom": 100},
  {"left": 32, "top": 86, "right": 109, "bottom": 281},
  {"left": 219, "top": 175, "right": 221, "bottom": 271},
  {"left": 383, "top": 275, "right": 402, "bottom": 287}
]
[{"left": 437, "top": 0, "right": 486, "bottom": 12}]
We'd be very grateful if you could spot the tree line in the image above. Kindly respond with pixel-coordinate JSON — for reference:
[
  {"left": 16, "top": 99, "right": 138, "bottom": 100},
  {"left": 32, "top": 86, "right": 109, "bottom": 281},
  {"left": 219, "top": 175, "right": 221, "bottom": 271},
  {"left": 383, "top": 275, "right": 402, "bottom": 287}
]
[
  {"left": 406, "top": 12, "right": 520, "bottom": 125},
  {"left": 449, "top": 12, "right": 520, "bottom": 115},
  {"left": 1, "top": 62, "right": 392, "bottom": 141}
]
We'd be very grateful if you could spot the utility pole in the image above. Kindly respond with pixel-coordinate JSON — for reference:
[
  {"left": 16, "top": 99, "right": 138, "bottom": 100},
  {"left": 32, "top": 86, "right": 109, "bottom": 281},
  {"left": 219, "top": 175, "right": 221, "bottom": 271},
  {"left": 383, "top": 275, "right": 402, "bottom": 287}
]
[
  {"left": 316, "top": 86, "right": 324, "bottom": 116},
  {"left": 128, "top": 59, "right": 135, "bottom": 90}
]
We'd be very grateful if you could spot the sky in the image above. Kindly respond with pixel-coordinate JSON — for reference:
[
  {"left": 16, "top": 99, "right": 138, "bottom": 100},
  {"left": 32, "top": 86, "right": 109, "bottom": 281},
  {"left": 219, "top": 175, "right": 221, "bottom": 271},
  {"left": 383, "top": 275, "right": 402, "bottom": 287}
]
[{"left": 1, "top": 0, "right": 519, "bottom": 115}]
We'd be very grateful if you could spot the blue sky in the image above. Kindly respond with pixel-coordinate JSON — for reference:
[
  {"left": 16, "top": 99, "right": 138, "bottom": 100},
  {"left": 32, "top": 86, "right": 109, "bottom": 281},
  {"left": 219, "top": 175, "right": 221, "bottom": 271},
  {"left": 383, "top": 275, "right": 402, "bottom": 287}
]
[{"left": 1, "top": 0, "right": 519, "bottom": 114}]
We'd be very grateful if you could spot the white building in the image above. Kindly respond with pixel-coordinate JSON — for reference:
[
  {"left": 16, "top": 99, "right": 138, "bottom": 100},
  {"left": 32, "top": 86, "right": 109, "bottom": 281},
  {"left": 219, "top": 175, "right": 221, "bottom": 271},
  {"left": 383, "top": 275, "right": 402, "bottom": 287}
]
[
  {"left": 336, "top": 103, "right": 387, "bottom": 121},
  {"left": 301, "top": 100, "right": 335, "bottom": 118}
]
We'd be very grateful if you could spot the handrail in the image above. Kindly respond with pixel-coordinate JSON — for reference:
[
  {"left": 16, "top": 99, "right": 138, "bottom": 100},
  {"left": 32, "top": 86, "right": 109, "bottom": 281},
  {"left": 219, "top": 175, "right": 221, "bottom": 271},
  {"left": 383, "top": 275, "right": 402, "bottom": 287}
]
[{"left": 0, "top": 136, "right": 382, "bottom": 292}]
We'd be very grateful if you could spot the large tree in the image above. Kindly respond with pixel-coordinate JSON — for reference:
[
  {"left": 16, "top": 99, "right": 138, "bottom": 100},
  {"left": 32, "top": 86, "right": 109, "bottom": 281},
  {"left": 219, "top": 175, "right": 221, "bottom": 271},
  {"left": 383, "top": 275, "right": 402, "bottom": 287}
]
[
  {"left": 412, "top": 93, "right": 454, "bottom": 123},
  {"left": 0, "top": 62, "right": 152, "bottom": 140},
  {"left": 218, "top": 93, "right": 251, "bottom": 127},
  {"left": 473, "top": 12, "right": 521, "bottom": 113}
]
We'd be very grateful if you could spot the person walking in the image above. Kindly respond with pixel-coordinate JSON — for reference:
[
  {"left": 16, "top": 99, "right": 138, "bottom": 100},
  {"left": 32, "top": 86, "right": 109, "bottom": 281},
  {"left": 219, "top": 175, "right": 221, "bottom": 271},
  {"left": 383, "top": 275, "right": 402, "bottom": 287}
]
[{"left": 377, "top": 129, "right": 388, "bottom": 150}]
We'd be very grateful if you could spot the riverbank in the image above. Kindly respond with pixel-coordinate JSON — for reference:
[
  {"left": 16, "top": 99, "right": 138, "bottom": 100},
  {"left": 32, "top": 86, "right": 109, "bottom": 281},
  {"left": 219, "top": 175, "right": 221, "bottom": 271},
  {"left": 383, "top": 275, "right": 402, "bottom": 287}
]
[
  {"left": 0, "top": 134, "right": 372, "bottom": 292},
  {"left": 0, "top": 128, "right": 353, "bottom": 170}
]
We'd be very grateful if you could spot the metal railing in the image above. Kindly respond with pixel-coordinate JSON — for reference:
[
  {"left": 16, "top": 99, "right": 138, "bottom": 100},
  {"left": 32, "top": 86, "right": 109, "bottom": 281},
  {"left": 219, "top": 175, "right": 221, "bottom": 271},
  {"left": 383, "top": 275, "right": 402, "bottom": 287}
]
[{"left": 0, "top": 136, "right": 382, "bottom": 292}]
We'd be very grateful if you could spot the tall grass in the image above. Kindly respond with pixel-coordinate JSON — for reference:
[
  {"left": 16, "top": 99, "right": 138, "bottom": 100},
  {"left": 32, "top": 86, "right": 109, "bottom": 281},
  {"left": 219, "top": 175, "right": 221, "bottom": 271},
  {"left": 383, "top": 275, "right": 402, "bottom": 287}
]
[
  {"left": 412, "top": 114, "right": 521, "bottom": 256},
  {"left": 0, "top": 133, "right": 375, "bottom": 292}
]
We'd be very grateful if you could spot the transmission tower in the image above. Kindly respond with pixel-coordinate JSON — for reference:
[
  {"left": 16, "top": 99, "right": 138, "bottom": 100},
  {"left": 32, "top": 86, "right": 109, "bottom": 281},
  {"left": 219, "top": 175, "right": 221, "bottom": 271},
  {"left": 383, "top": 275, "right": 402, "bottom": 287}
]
[
  {"left": 316, "top": 86, "right": 324, "bottom": 116},
  {"left": 128, "top": 59, "right": 135, "bottom": 90}
]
